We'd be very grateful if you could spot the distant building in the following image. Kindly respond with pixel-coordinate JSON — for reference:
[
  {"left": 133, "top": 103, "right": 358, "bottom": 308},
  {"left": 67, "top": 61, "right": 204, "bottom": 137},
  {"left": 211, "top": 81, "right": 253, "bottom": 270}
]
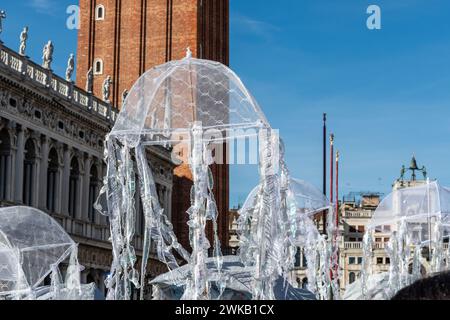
[
  {"left": 228, "top": 206, "right": 240, "bottom": 249},
  {"left": 338, "top": 192, "right": 389, "bottom": 291},
  {"left": 337, "top": 156, "right": 445, "bottom": 294}
]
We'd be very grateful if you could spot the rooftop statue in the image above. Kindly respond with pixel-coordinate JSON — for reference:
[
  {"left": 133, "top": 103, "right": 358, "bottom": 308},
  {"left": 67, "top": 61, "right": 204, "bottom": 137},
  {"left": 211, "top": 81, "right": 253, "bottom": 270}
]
[
  {"left": 0, "top": 10, "right": 6, "bottom": 35},
  {"left": 102, "top": 75, "right": 112, "bottom": 103},
  {"left": 121, "top": 89, "right": 128, "bottom": 106},
  {"left": 86, "top": 67, "right": 93, "bottom": 93},
  {"left": 66, "top": 54, "right": 74, "bottom": 82},
  {"left": 19, "top": 26, "right": 28, "bottom": 56},
  {"left": 399, "top": 165, "right": 406, "bottom": 181},
  {"left": 42, "top": 40, "right": 54, "bottom": 70}
]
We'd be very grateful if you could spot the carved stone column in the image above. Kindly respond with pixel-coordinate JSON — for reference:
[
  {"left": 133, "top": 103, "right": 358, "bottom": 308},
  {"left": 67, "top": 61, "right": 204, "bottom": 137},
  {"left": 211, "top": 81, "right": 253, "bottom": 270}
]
[
  {"left": 61, "top": 145, "right": 71, "bottom": 215},
  {"left": 76, "top": 150, "right": 84, "bottom": 221},
  {"left": 6, "top": 121, "right": 17, "bottom": 202},
  {"left": 82, "top": 154, "right": 92, "bottom": 222},
  {"left": 14, "top": 126, "right": 25, "bottom": 203},
  {"left": 31, "top": 131, "right": 42, "bottom": 208},
  {"left": 55, "top": 142, "right": 65, "bottom": 214},
  {"left": 38, "top": 135, "right": 50, "bottom": 209}
]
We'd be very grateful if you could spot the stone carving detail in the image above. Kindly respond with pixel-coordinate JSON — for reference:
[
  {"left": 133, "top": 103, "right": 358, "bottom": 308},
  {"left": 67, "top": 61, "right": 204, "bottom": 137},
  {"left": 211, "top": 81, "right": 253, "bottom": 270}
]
[
  {"left": 86, "top": 67, "right": 93, "bottom": 93},
  {"left": 19, "top": 26, "right": 28, "bottom": 56},
  {"left": 43, "top": 109, "right": 58, "bottom": 130},
  {"left": 0, "top": 90, "right": 107, "bottom": 153},
  {"left": 42, "top": 40, "right": 54, "bottom": 70},
  {"left": 0, "top": 89, "right": 9, "bottom": 108},
  {"left": 0, "top": 10, "right": 5, "bottom": 35},
  {"left": 17, "top": 98, "right": 34, "bottom": 117},
  {"left": 66, "top": 54, "right": 74, "bottom": 82},
  {"left": 102, "top": 75, "right": 112, "bottom": 103},
  {"left": 122, "top": 89, "right": 128, "bottom": 106}
]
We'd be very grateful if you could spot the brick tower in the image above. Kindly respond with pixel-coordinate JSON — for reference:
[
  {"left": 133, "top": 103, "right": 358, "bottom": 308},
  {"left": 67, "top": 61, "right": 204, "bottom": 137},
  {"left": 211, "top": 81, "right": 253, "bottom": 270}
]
[{"left": 76, "top": 0, "right": 230, "bottom": 250}]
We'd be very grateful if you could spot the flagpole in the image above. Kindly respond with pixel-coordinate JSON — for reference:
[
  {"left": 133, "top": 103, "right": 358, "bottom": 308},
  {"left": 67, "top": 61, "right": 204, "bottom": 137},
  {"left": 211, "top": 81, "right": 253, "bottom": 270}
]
[{"left": 323, "top": 113, "right": 327, "bottom": 234}]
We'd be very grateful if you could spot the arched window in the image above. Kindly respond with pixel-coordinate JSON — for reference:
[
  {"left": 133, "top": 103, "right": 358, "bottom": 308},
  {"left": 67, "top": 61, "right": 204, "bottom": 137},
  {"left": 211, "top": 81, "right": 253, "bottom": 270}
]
[
  {"left": 88, "top": 164, "right": 99, "bottom": 222},
  {"left": 47, "top": 148, "right": 59, "bottom": 212},
  {"left": 93, "top": 58, "right": 103, "bottom": 75},
  {"left": 294, "top": 247, "right": 301, "bottom": 267},
  {"left": 23, "top": 139, "right": 36, "bottom": 206},
  {"left": 301, "top": 277, "right": 308, "bottom": 289},
  {"left": 0, "top": 129, "right": 11, "bottom": 200},
  {"left": 349, "top": 272, "right": 356, "bottom": 284},
  {"left": 68, "top": 157, "right": 80, "bottom": 218},
  {"left": 95, "top": 5, "right": 105, "bottom": 20}
]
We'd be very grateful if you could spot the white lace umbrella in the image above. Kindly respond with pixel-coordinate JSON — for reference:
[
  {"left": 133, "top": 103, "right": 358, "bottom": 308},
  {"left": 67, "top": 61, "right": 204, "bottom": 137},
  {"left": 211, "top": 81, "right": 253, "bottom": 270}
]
[
  {"left": 0, "top": 206, "right": 93, "bottom": 300},
  {"left": 97, "top": 50, "right": 285, "bottom": 300},
  {"left": 238, "top": 178, "right": 339, "bottom": 300},
  {"left": 361, "top": 181, "right": 450, "bottom": 299}
]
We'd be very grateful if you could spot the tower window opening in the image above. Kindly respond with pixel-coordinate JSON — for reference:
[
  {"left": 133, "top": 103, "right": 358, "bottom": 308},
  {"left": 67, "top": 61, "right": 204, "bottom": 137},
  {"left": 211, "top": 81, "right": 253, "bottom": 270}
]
[
  {"left": 95, "top": 5, "right": 105, "bottom": 21},
  {"left": 94, "top": 59, "right": 103, "bottom": 75}
]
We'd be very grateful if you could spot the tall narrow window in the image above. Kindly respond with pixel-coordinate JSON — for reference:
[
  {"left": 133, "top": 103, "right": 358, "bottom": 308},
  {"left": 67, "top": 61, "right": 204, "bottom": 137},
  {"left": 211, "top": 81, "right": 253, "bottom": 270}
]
[
  {"left": 301, "top": 278, "right": 308, "bottom": 289},
  {"left": 0, "top": 129, "right": 10, "bottom": 200},
  {"left": 23, "top": 139, "right": 36, "bottom": 206},
  {"left": 95, "top": 5, "right": 105, "bottom": 20},
  {"left": 88, "top": 165, "right": 99, "bottom": 223},
  {"left": 294, "top": 247, "right": 301, "bottom": 267},
  {"left": 68, "top": 157, "right": 79, "bottom": 218},
  {"left": 93, "top": 58, "right": 103, "bottom": 75},
  {"left": 47, "top": 148, "right": 58, "bottom": 212},
  {"left": 349, "top": 272, "right": 356, "bottom": 284}
]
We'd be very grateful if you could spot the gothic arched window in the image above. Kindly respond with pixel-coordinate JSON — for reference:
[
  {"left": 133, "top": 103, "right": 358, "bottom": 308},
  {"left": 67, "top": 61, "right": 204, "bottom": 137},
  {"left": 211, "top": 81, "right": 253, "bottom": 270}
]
[
  {"left": 88, "top": 164, "right": 99, "bottom": 223},
  {"left": 0, "top": 129, "right": 11, "bottom": 200},
  {"left": 94, "top": 58, "right": 103, "bottom": 75},
  {"left": 47, "top": 148, "right": 59, "bottom": 212},
  {"left": 349, "top": 272, "right": 356, "bottom": 284},
  {"left": 301, "top": 277, "right": 308, "bottom": 289},
  {"left": 95, "top": 5, "right": 105, "bottom": 21},
  {"left": 23, "top": 138, "right": 36, "bottom": 206},
  {"left": 68, "top": 157, "right": 80, "bottom": 218},
  {"left": 294, "top": 247, "right": 301, "bottom": 267}
]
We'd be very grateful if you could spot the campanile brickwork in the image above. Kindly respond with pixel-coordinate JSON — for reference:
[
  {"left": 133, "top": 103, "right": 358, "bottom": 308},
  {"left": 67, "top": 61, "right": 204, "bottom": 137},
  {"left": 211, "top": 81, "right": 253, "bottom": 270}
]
[{"left": 76, "top": 0, "right": 230, "bottom": 250}]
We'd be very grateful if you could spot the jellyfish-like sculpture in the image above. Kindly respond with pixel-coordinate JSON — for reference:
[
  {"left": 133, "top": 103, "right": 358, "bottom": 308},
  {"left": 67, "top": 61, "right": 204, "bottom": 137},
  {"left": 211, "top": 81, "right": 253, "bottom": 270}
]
[
  {"left": 96, "top": 49, "right": 284, "bottom": 300},
  {"left": 238, "top": 177, "right": 340, "bottom": 300},
  {"left": 0, "top": 206, "right": 94, "bottom": 300},
  {"left": 361, "top": 181, "right": 450, "bottom": 299}
]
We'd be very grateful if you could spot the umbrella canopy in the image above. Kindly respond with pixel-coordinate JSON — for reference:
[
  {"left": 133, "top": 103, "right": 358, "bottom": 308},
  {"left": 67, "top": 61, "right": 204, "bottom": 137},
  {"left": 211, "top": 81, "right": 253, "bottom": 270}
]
[
  {"left": 241, "top": 178, "right": 330, "bottom": 218},
  {"left": 0, "top": 207, "right": 75, "bottom": 296},
  {"left": 368, "top": 181, "right": 450, "bottom": 235},
  {"left": 150, "top": 256, "right": 316, "bottom": 300},
  {"left": 289, "top": 178, "right": 331, "bottom": 218},
  {"left": 111, "top": 50, "right": 270, "bottom": 147},
  {"left": 98, "top": 52, "right": 282, "bottom": 300},
  {"left": 343, "top": 273, "right": 390, "bottom": 300}
]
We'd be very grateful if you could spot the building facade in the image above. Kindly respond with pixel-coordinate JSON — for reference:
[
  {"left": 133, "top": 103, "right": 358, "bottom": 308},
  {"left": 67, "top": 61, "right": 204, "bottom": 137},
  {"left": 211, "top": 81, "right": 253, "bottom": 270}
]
[
  {"left": 76, "top": 0, "right": 230, "bottom": 251},
  {"left": 0, "top": 40, "right": 174, "bottom": 297},
  {"left": 338, "top": 193, "right": 390, "bottom": 291}
]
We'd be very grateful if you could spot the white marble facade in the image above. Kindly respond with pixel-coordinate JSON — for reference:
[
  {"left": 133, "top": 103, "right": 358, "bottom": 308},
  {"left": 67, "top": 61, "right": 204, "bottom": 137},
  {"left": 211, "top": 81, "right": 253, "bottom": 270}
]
[{"left": 0, "top": 41, "right": 174, "bottom": 297}]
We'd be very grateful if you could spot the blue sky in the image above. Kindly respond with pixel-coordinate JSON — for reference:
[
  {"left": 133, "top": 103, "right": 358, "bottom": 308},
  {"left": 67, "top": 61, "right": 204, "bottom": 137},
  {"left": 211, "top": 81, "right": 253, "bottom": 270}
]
[{"left": 1, "top": 1, "right": 450, "bottom": 207}]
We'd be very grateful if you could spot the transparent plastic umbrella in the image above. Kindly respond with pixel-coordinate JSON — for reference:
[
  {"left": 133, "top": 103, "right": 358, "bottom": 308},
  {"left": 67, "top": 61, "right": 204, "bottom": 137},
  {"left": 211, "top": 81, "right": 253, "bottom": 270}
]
[
  {"left": 0, "top": 206, "right": 93, "bottom": 300},
  {"left": 97, "top": 49, "right": 286, "bottom": 300},
  {"left": 237, "top": 177, "right": 339, "bottom": 300},
  {"left": 361, "top": 181, "right": 450, "bottom": 299}
]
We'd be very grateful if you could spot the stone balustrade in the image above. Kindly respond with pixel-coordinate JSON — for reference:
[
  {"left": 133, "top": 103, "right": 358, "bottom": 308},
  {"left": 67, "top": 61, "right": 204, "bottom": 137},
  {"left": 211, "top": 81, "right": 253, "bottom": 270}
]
[
  {"left": 344, "top": 241, "right": 448, "bottom": 250},
  {"left": 0, "top": 42, "right": 118, "bottom": 123},
  {"left": 342, "top": 210, "right": 373, "bottom": 219}
]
